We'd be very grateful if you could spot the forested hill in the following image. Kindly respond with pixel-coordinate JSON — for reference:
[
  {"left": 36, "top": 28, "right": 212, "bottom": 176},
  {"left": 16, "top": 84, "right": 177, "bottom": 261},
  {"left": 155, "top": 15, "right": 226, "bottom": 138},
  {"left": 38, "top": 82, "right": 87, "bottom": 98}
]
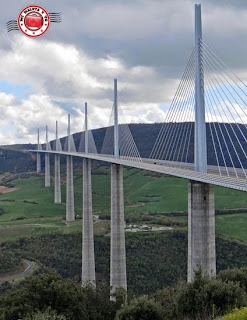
[{"left": 0, "top": 122, "right": 246, "bottom": 173}]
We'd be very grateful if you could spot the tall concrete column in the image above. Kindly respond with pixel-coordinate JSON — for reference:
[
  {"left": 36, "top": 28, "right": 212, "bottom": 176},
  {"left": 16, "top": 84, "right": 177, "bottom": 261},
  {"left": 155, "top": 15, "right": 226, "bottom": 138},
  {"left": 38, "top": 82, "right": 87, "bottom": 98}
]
[
  {"left": 37, "top": 153, "right": 41, "bottom": 173},
  {"left": 188, "top": 181, "right": 216, "bottom": 281},
  {"left": 110, "top": 79, "right": 127, "bottom": 297},
  {"left": 45, "top": 125, "right": 50, "bottom": 187},
  {"left": 54, "top": 121, "right": 61, "bottom": 204},
  {"left": 37, "top": 128, "right": 41, "bottom": 173},
  {"left": 54, "top": 154, "right": 61, "bottom": 203},
  {"left": 66, "top": 114, "right": 75, "bottom": 221},
  {"left": 110, "top": 164, "right": 127, "bottom": 294},
  {"left": 66, "top": 155, "right": 75, "bottom": 221},
  {"left": 82, "top": 102, "right": 96, "bottom": 286},
  {"left": 45, "top": 154, "right": 50, "bottom": 187},
  {"left": 82, "top": 158, "right": 96, "bottom": 285}
]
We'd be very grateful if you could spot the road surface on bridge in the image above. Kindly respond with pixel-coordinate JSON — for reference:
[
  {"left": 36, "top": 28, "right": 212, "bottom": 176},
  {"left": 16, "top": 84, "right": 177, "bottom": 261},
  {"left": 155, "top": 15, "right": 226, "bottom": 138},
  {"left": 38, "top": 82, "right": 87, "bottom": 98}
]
[{"left": 30, "top": 150, "right": 247, "bottom": 192}]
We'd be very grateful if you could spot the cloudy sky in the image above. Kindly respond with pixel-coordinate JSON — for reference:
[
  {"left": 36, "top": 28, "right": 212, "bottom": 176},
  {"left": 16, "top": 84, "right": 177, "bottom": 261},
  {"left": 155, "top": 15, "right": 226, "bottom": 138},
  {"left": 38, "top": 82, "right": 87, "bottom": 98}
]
[{"left": 0, "top": 0, "right": 246, "bottom": 144}]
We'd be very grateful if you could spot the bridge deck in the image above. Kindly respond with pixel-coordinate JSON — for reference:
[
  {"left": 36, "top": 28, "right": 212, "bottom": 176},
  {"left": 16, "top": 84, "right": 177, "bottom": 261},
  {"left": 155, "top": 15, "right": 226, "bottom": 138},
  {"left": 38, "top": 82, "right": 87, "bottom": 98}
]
[{"left": 29, "top": 150, "right": 247, "bottom": 192}]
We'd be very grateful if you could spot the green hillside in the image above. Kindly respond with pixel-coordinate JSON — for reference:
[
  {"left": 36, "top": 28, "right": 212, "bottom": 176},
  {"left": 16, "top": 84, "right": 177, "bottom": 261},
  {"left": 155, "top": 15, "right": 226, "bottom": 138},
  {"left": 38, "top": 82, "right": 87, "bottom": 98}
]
[{"left": 0, "top": 166, "right": 246, "bottom": 243}]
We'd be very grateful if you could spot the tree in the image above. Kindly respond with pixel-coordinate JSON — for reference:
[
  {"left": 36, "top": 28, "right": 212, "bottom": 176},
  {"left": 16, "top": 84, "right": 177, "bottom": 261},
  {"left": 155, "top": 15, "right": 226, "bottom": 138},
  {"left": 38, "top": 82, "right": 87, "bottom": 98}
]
[
  {"left": 22, "top": 308, "right": 66, "bottom": 320},
  {"left": 174, "top": 270, "right": 246, "bottom": 319},
  {"left": 115, "top": 296, "right": 164, "bottom": 320},
  {"left": 221, "top": 307, "right": 247, "bottom": 320},
  {"left": 218, "top": 267, "right": 247, "bottom": 292},
  {"left": 0, "top": 270, "right": 118, "bottom": 320},
  {"left": 0, "top": 270, "right": 87, "bottom": 320}
]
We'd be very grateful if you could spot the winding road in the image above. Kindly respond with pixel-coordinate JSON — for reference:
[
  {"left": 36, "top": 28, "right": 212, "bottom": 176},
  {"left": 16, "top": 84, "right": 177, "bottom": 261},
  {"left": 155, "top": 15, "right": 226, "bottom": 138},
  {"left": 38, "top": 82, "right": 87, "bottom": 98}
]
[{"left": 0, "top": 259, "right": 35, "bottom": 284}]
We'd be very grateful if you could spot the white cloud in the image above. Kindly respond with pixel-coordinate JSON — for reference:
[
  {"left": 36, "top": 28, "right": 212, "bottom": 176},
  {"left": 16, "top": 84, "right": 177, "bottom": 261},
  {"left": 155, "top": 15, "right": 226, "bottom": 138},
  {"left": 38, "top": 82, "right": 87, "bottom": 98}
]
[
  {"left": 0, "top": 35, "right": 180, "bottom": 144},
  {"left": 77, "top": 1, "right": 193, "bottom": 41},
  {"left": 0, "top": 92, "right": 16, "bottom": 106}
]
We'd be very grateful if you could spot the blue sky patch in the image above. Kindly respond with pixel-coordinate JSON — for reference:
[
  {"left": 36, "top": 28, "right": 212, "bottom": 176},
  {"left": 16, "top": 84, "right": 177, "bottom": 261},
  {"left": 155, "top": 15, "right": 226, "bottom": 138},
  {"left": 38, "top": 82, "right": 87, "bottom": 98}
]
[{"left": 0, "top": 80, "right": 32, "bottom": 100}]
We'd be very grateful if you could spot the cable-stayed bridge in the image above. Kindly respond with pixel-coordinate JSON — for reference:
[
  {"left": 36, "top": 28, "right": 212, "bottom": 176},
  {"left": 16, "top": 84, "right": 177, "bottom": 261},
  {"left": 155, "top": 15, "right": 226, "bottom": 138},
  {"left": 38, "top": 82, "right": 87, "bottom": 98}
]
[{"left": 30, "top": 4, "right": 246, "bottom": 297}]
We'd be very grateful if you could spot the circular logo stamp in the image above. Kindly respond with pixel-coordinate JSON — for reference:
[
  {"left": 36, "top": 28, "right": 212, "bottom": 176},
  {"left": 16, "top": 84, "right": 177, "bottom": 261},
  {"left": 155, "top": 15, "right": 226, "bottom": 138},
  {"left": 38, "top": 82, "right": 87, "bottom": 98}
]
[{"left": 17, "top": 5, "right": 50, "bottom": 37}]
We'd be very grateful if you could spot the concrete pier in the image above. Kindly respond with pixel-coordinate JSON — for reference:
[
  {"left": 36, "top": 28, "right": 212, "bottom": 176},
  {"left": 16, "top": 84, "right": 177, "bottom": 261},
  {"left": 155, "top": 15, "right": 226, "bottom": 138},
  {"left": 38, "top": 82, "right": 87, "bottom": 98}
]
[
  {"left": 45, "top": 153, "right": 50, "bottom": 187},
  {"left": 66, "top": 155, "right": 75, "bottom": 221},
  {"left": 82, "top": 158, "right": 95, "bottom": 285},
  {"left": 54, "top": 121, "right": 61, "bottom": 204},
  {"left": 110, "top": 163, "right": 127, "bottom": 295},
  {"left": 187, "top": 180, "right": 216, "bottom": 282},
  {"left": 37, "top": 153, "right": 41, "bottom": 173},
  {"left": 45, "top": 126, "right": 50, "bottom": 187},
  {"left": 66, "top": 114, "right": 75, "bottom": 222},
  {"left": 54, "top": 154, "right": 61, "bottom": 203}
]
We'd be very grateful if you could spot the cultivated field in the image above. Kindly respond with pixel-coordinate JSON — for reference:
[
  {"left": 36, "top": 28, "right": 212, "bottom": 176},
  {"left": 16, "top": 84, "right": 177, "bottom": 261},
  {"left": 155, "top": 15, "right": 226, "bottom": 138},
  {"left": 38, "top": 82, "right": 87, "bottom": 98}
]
[{"left": 0, "top": 167, "right": 246, "bottom": 243}]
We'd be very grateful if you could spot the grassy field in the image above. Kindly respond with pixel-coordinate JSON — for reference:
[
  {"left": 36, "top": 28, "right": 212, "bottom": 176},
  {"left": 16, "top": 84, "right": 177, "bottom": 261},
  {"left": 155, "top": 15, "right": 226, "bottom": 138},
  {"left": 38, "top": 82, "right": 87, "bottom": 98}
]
[
  {"left": 0, "top": 166, "right": 246, "bottom": 243},
  {"left": 216, "top": 213, "right": 247, "bottom": 242}
]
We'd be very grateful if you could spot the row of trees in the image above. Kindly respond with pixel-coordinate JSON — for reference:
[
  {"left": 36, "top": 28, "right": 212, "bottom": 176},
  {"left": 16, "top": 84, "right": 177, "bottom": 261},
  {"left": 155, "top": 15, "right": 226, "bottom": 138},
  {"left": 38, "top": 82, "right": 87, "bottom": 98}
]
[{"left": 2, "top": 267, "right": 247, "bottom": 319}]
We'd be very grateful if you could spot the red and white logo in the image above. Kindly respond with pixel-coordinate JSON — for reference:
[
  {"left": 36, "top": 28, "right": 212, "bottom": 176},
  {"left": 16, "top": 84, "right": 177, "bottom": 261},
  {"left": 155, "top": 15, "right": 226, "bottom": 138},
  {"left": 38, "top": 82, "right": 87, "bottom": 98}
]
[{"left": 17, "top": 5, "right": 50, "bottom": 38}]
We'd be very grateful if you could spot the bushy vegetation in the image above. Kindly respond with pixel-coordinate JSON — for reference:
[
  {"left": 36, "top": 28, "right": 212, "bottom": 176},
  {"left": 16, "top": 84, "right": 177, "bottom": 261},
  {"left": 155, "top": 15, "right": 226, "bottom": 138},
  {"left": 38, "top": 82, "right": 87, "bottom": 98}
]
[
  {"left": 21, "top": 308, "right": 67, "bottom": 320},
  {"left": 0, "top": 269, "right": 121, "bottom": 320},
  {"left": 116, "top": 268, "right": 247, "bottom": 319},
  {"left": 2, "top": 268, "right": 247, "bottom": 320},
  {"left": 1, "top": 231, "right": 187, "bottom": 294},
  {"left": 169, "top": 270, "right": 245, "bottom": 319},
  {"left": 0, "top": 208, "right": 7, "bottom": 215},
  {"left": 115, "top": 296, "right": 164, "bottom": 320},
  {"left": 0, "top": 250, "right": 21, "bottom": 273},
  {"left": 3, "top": 231, "right": 247, "bottom": 297},
  {"left": 221, "top": 307, "right": 247, "bottom": 320}
]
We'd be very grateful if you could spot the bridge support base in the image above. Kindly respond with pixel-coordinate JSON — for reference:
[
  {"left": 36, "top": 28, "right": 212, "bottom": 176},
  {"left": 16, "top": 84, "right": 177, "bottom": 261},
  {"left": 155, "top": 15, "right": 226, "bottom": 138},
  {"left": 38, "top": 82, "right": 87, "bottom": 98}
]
[
  {"left": 45, "top": 153, "right": 50, "bottom": 187},
  {"left": 66, "top": 155, "right": 75, "bottom": 221},
  {"left": 110, "top": 164, "right": 127, "bottom": 299},
  {"left": 82, "top": 158, "right": 96, "bottom": 287},
  {"left": 37, "top": 153, "right": 41, "bottom": 173},
  {"left": 54, "top": 154, "right": 61, "bottom": 204},
  {"left": 187, "top": 181, "right": 216, "bottom": 282}
]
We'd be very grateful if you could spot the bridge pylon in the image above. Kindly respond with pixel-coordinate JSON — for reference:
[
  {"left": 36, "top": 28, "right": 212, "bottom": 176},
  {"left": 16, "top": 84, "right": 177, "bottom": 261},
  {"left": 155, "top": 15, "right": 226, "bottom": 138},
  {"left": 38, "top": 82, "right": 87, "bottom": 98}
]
[
  {"left": 54, "top": 121, "right": 61, "bottom": 204},
  {"left": 82, "top": 102, "right": 96, "bottom": 286},
  {"left": 66, "top": 114, "right": 75, "bottom": 222},
  {"left": 188, "top": 4, "right": 216, "bottom": 282},
  {"left": 36, "top": 128, "right": 41, "bottom": 173},
  {"left": 45, "top": 125, "right": 50, "bottom": 187},
  {"left": 110, "top": 79, "right": 127, "bottom": 299},
  {"left": 195, "top": 4, "right": 207, "bottom": 173}
]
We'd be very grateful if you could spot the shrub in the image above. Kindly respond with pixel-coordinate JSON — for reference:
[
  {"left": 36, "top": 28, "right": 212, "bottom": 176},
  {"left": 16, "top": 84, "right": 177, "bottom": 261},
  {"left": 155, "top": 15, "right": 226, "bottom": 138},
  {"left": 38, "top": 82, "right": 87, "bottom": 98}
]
[
  {"left": 0, "top": 251, "right": 21, "bottom": 273},
  {"left": 115, "top": 296, "right": 164, "bottom": 320},
  {"left": 22, "top": 308, "right": 67, "bottom": 320},
  {"left": 174, "top": 270, "right": 246, "bottom": 319},
  {"left": 218, "top": 268, "right": 247, "bottom": 293},
  {"left": 0, "top": 270, "right": 118, "bottom": 320},
  {"left": 221, "top": 307, "right": 247, "bottom": 319},
  {"left": 0, "top": 208, "right": 6, "bottom": 215},
  {"left": 152, "top": 270, "right": 247, "bottom": 320}
]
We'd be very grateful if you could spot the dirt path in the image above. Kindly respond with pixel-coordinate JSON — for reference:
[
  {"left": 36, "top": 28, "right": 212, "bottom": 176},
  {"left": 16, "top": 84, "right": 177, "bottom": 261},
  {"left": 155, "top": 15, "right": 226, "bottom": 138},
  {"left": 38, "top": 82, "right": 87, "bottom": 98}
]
[{"left": 0, "top": 186, "right": 17, "bottom": 194}]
